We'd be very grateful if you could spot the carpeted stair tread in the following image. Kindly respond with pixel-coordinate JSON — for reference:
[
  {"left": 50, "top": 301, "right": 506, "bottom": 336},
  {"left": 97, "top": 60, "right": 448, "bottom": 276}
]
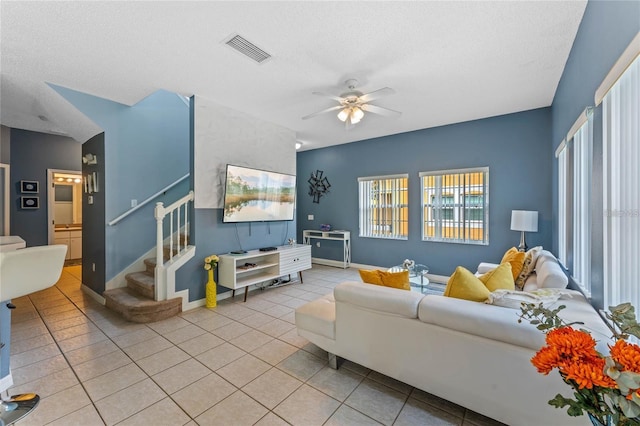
[
  {"left": 103, "top": 287, "right": 182, "bottom": 323},
  {"left": 125, "top": 271, "right": 155, "bottom": 299}
]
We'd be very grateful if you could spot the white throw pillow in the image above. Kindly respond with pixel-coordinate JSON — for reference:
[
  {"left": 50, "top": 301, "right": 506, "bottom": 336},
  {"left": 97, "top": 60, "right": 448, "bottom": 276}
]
[{"left": 485, "top": 288, "right": 572, "bottom": 309}]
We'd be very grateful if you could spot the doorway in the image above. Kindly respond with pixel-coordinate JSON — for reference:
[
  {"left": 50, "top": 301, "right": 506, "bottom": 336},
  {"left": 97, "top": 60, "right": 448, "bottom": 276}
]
[
  {"left": 48, "top": 169, "right": 82, "bottom": 262},
  {"left": 0, "top": 164, "right": 9, "bottom": 236}
]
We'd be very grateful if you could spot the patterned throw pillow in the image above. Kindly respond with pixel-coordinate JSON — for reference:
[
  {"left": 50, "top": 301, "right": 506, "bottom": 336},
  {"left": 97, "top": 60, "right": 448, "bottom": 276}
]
[{"left": 515, "top": 246, "right": 543, "bottom": 290}]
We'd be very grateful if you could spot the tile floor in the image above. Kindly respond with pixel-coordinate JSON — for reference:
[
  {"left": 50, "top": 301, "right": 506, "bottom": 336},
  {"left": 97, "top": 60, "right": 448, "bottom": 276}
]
[{"left": 7, "top": 264, "right": 506, "bottom": 426}]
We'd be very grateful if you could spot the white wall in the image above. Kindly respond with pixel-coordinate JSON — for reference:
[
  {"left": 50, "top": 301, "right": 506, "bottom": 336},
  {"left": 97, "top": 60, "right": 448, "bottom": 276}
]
[{"left": 193, "top": 96, "right": 296, "bottom": 209}]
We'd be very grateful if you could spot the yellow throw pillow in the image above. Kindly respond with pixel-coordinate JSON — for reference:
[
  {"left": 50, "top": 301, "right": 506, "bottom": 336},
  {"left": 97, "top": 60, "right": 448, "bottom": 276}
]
[
  {"left": 443, "top": 266, "right": 491, "bottom": 302},
  {"left": 479, "top": 262, "right": 515, "bottom": 292},
  {"left": 379, "top": 270, "right": 411, "bottom": 291},
  {"left": 501, "top": 247, "right": 526, "bottom": 280},
  {"left": 359, "top": 269, "right": 384, "bottom": 286},
  {"left": 515, "top": 246, "right": 543, "bottom": 290}
]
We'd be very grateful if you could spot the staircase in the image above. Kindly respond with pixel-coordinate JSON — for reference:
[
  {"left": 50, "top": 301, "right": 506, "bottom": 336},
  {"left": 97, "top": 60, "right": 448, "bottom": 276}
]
[
  {"left": 104, "top": 189, "right": 195, "bottom": 323},
  {"left": 104, "top": 256, "right": 182, "bottom": 323}
]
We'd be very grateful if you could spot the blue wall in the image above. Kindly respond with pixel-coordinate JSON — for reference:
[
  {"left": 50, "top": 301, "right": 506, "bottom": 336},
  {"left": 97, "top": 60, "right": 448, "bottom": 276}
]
[
  {"left": 10, "top": 129, "right": 81, "bottom": 246},
  {"left": 52, "top": 86, "right": 190, "bottom": 284},
  {"left": 297, "top": 107, "right": 552, "bottom": 276},
  {"left": 550, "top": 0, "right": 640, "bottom": 309}
]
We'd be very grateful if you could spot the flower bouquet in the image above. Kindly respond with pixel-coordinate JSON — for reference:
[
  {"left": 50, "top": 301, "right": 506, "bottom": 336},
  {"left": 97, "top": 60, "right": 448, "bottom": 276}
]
[
  {"left": 518, "top": 302, "right": 640, "bottom": 425},
  {"left": 204, "top": 255, "right": 219, "bottom": 271}
]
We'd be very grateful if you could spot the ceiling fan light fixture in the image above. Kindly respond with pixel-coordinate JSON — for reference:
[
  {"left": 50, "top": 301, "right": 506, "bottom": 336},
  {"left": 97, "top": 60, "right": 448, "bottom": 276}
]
[
  {"left": 351, "top": 107, "right": 364, "bottom": 122},
  {"left": 337, "top": 108, "right": 350, "bottom": 122}
]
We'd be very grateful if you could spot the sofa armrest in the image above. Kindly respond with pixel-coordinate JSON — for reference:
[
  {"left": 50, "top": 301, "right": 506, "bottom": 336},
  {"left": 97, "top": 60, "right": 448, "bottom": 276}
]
[
  {"left": 334, "top": 281, "right": 424, "bottom": 319},
  {"left": 536, "top": 251, "right": 568, "bottom": 288},
  {"left": 477, "top": 262, "right": 499, "bottom": 274}
]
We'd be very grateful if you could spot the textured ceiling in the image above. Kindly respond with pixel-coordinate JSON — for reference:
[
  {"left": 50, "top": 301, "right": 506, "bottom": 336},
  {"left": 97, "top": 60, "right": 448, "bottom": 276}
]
[{"left": 0, "top": 1, "right": 586, "bottom": 151}]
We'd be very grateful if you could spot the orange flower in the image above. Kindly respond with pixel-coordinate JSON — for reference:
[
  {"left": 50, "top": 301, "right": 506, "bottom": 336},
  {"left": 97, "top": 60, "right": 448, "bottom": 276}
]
[
  {"left": 563, "top": 357, "right": 617, "bottom": 390},
  {"left": 532, "top": 346, "right": 562, "bottom": 374},
  {"left": 610, "top": 339, "right": 640, "bottom": 373},
  {"left": 545, "top": 327, "right": 599, "bottom": 361}
]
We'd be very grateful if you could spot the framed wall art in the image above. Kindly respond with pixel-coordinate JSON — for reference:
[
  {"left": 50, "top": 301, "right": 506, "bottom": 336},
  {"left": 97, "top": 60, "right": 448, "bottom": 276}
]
[
  {"left": 21, "top": 196, "right": 39, "bottom": 209},
  {"left": 20, "top": 180, "right": 39, "bottom": 193}
]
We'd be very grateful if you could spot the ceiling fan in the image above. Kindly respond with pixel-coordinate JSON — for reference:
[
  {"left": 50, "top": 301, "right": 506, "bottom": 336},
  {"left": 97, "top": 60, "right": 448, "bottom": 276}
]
[{"left": 302, "top": 79, "right": 401, "bottom": 129}]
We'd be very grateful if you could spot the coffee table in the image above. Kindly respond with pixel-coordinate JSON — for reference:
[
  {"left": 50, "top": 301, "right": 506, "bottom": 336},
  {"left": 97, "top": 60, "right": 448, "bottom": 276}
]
[{"left": 388, "top": 263, "right": 430, "bottom": 293}]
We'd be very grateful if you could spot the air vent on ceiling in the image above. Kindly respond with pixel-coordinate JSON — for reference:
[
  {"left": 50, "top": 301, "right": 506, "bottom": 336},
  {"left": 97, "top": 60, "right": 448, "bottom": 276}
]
[{"left": 224, "top": 34, "right": 271, "bottom": 64}]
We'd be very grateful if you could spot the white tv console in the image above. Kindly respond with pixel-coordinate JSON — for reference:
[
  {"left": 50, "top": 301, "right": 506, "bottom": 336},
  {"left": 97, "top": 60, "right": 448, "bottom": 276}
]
[{"left": 218, "top": 244, "right": 311, "bottom": 301}]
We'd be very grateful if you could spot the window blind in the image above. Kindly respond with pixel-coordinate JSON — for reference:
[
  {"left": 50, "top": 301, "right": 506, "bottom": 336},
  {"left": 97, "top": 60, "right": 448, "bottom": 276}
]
[
  {"left": 557, "top": 145, "right": 568, "bottom": 266},
  {"left": 572, "top": 120, "right": 592, "bottom": 296},
  {"left": 358, "top": 174, "right": 409, "bottom": 240},
  {"left": 603, "top": 55, "right": 640, "bottom": 312}
]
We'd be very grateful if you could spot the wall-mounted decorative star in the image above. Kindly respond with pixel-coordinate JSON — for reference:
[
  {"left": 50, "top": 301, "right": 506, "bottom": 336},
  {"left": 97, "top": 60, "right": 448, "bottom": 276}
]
[{"left": 308, "top": 170, "right": 331, "bottom": 204}]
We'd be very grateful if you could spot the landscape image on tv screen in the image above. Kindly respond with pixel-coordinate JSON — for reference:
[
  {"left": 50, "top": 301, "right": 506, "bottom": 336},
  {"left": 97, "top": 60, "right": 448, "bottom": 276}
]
[{"left": 223, "top": 165, "right": 296, "bottom": 222}]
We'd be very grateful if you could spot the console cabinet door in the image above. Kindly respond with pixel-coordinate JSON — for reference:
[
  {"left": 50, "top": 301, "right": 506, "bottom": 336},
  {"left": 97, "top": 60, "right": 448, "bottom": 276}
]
[{"left": 279, "top": 245, "right": 311, "bottom": 276}]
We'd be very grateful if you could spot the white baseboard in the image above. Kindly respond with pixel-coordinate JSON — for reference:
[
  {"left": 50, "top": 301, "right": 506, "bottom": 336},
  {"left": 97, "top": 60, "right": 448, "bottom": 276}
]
[{"left": 81, "top": 284, "right": 106, "bottom": 305}]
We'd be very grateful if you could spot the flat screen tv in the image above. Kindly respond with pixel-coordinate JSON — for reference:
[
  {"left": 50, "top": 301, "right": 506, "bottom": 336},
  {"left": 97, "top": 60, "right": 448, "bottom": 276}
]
[{"left": 222, "top": 164, "right": 296, "bottom": 223}]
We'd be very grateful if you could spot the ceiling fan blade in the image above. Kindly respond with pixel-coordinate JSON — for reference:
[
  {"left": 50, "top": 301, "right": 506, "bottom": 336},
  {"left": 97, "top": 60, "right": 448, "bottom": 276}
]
[
  {"left": 302, "top": 104, "right": 344, "bottom": 120},
  {"left": 361, "top": 103, "right": 402, "bottom": 117},
  {"left": 358, "top": 87, "right": 395, "bottom": 103},
  {"left": 312, "top": 91, "right": 346, "bottom": 102}
]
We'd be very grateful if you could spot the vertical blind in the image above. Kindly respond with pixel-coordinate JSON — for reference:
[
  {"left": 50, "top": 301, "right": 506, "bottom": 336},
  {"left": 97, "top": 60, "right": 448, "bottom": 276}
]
[
  {"left": 358, "top": 174, "right": 408, "bottom": 239},
  {"left": 420, "top": 167, "right": 489, "bottom": 245},
  {"left": 603, "top": 55, "right": 640, "bottom": 311},
  {"left": 572, "top": 120, "right": 592, "bottom": 296},
  {"left": 557, "top": 144, "right": 568, "bottom": 266}
]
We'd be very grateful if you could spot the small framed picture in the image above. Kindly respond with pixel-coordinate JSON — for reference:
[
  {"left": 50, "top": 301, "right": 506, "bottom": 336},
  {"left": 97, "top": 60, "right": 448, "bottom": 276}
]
[
  {"left": 20, "top": 180, "right": 39, "bottom": 193},
  {"left": 21, "top": 196, "right": 39, "bottom": 209}
]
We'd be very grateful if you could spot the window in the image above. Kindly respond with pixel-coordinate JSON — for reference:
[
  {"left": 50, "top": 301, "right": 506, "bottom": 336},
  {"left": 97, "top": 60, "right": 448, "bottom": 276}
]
[
  {"left": 420, "top": 167, "right": 488, "bottom": 244},
  {"left": 556, "top": 142, "right": 568, "bottom": 266},
  {"left": 358, "top": 174, "right": 408, "bottom": 239},
  {"left": 556, "top": 104, "right": 593, "bottom": 295},
  {"left": 572, "top": 118, "right": 593, "bottom": 295},
  {"left": 602, "top": 55, "right": 640, "bottom": 312}
]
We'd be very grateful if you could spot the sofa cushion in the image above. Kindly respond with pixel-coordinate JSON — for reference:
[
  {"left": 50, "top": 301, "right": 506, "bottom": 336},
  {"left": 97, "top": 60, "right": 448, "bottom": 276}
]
[
  {"left": 334, "top": 281, "right": 423, "bottom": 318},
  {"left": 418, "top": 290, "right": 611, "bottom": 352},
  {"left": 359, "top": 269, "right": 411, "bottom": 290},
  {"left": 501, "top": 247, "right": 526, "bottom": 280},
  {"left": 478, "top": 262, "right": 514, "bottom": 292},
  {"left": 359, "top": 269, "right": 384, "bottom": 286},
  {"left": 444, "top": 266, "right": 491, "bottom": 302},
  {"left": 295, "top": 293, "right": 336, "bottom": 339},
  {"left": 380, "top": 270, "right": 411, "bottom": 290}
]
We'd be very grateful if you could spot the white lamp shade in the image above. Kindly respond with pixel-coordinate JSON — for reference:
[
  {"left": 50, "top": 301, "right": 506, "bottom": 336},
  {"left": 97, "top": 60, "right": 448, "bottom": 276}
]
[
  {"left": 337, "top": 108, "right": 349, "bottom": 122},
  {"left": 511, "top": 210, "right": 538, "bottom": 232}
]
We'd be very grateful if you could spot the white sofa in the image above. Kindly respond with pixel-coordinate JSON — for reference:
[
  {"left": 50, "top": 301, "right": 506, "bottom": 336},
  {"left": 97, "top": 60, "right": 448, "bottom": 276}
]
[{"left": 295, "top": 255, "right": 610, "bottom": 426}]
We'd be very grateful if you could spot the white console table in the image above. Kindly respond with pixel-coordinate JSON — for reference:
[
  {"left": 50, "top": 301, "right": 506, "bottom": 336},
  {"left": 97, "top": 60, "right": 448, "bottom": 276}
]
[
  {"left": 302, "top": 230, "right": 351, "bottom": 269},
  {"left": 218, "top": 244, "right": 311, "bottom": 301}
]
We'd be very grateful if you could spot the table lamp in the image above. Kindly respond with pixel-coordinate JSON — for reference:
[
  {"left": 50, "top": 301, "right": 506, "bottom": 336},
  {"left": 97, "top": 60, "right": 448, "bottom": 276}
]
[{"left": 510, "top": 210, "right": 538, "bottom": 252}]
